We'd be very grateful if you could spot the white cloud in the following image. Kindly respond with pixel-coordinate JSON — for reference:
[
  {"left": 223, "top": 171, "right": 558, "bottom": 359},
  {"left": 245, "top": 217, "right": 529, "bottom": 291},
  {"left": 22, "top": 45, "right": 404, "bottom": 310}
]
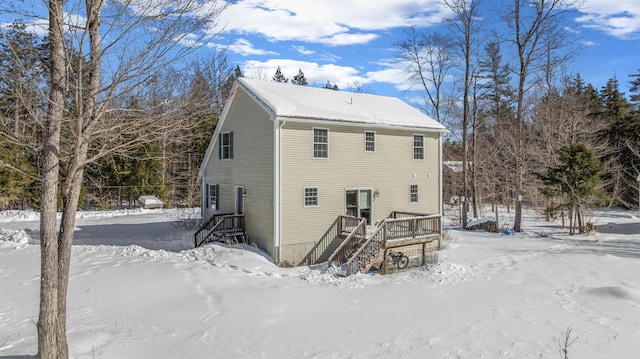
[
  {"left": 228, "top": 38, "right": 277, "bottom": 56},
  {"left": 219, "top": 0, "right": 448, "bottom": 45},
  {"left": 576, "top": 0, "right": 640, "bottom": 39},
  {"left": 0, "top": 19, "right": 48, "bottom": 36},
  {"left": 317, "top": 32, "right": 380, "bottom": 46},
  {"left": 292, "top": 45, "right": 314, "bottom": 55},
  {"left": 241, "top": 59, "right": 368, "bottom": 88}
]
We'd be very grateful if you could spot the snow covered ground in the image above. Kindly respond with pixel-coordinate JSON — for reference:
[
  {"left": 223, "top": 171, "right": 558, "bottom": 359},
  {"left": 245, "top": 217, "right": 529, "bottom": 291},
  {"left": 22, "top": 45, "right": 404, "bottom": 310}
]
[{"left": 1, "top": 207, "right": 639, "bottom": 358}]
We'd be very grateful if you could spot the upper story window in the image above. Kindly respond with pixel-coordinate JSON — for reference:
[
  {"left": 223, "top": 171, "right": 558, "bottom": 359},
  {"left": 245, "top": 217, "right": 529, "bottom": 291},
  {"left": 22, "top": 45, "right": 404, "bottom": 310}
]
[
  {"left": 410, "top": 184, "right": 419, "bottom": 203},
  {"left": 313, "top": 128, "right": 328, "bottom": 158},
  {"left": 219, "top": 131, "right": 234, "bottom": 160},
  {"left": 365, "top": 131, "right": 375, "bottom": 152},
  {"left": 413, "top": 134, "right": 424, "bottom": 160}
]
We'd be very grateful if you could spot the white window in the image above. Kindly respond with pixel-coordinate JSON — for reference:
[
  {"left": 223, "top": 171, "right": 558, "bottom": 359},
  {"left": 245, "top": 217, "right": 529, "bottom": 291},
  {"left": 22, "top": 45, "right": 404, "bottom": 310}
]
[
  {"left": 313, "top": 128, "right": 328, "bottom": 158},
  {"left": 219, "top": 131, "right": 233, "bottom": 160},
  {"left": 304, "top": 187, "right": 319, "bottom": 207},
  {"left": 413, "top": 134, "right": 424, "bottom": 160},
  {"left": 206, "top": 183, "right": 219, "bottom": 210},
  {"left": 365, "top": 131, "right": 375, "bottom": 152},
  {"left": 410, "top": 184, "right": 419, "bottom": 203}
]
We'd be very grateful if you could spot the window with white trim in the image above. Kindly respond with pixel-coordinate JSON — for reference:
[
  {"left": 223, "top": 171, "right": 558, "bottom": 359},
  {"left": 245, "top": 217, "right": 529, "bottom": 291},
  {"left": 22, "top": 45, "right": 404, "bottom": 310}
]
[
  {"left": 206, "top": 183, "right": 219, "bottom": 210},
  {"left": 304, "top": 187, "right": 319, "bottom": 207},
  {"left": 410, "top": 184, "right": 419, "bottom": 203},
  {"left": 365, "top": 131, "right": 375, "bottom": 152},
  {"left": 219, "top": 131, "right": 233, "bottom": 160},
  {"left": 313, "top": 128, "right": 328, "bottom": 158},
  {"left": 413, "top": 134, "right": 424, "bottom": 160}
]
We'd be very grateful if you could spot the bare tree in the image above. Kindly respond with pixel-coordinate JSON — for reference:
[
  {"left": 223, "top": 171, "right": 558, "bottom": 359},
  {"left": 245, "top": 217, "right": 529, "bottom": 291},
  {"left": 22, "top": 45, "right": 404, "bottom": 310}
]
[
  {"left": 502, "top": 0, "right": 582, "bottom": 232},
  {"left": 37, "top": 2, "right": 65, "bottom": 357},
  {"left": 444, "top": 0, "right": 483, "bottom": 227},
  {"left": 0, "top": 0, "right": 230, "bottom": 357},
  {"left": 395, "top": 27, "right": 456, "bottom": 126}
]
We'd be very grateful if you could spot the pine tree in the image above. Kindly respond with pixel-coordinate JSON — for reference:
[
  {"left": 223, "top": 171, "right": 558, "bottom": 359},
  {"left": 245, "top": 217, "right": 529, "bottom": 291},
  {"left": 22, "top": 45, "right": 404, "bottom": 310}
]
[
  {"left": 600, "top": 76, "right": 639, "bottom": 207},
  {"left": 629, "top": 69, "right": 640, "bottom": 108},
  {"left": 323, "top": 81, "right": 339, "bottom": 90},
  {"left": 538, "top": 143, "right": 606, "bottom": 234},
  {"left": 0, "top": 22, "right": 48, "bottom": 209},
  {"left": 272, "top": 66, "right": 288, "bottom": 83},
  {"left": 292, "top": 69, "right": 308, "bottom": 85}
]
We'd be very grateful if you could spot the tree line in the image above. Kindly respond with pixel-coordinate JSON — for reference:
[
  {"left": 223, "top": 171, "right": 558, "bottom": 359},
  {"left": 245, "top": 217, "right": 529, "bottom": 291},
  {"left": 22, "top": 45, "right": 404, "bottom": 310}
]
[
  {"left": 395, "top": 0, "right": 640, "bottom": 234},
  {"left": 0, "top": 22, "right": 239, "bottom": 210}
]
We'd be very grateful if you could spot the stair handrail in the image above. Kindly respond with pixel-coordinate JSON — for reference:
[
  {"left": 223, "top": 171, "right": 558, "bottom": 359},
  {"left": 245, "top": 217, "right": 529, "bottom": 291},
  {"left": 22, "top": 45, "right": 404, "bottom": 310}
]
[
  {"left": 342, "top": 213, "right": 442, "bottom": 275},
  {"left": 326, "top": 217, "right": 367, "bottom": 264},
  {"left": 298, "top": 216, "right": 341, "bottom": 266},
  {"left": 194, "top": 212, "right": 238, "bottom": 247},
  {"left": 342, "top": 219, "right": 388, "bottom": 275}
]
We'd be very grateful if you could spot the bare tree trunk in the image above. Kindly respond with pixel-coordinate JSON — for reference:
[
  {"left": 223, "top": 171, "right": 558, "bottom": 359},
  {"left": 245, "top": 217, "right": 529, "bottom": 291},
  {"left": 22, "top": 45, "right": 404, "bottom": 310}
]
[
  {"left": 31, "top": 0, "right": 227, "bottom": 354},
  {"left": 37, "top": 0, "right": 65, "bottom": 357},
  {"left": 507, "top": 0, "right": 580, "bottom": 232}
]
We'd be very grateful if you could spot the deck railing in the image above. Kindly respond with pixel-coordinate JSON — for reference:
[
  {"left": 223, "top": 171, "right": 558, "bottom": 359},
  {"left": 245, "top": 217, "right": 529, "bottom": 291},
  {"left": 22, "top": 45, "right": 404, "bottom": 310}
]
[
  {"left": 298, "top": 217, "right": 339, "bottom": 266},
  {"left": 340, "top": 213, "right": 442, "bottom": 275},
  {"left": 385, "top": 214, "right": 441, "bottom": 241},
  {"left": 326, "top": 217, "right": 367, "bottom": 265},
  {"left": 194, "top": 213, "right": 245, "bottom": 247}
]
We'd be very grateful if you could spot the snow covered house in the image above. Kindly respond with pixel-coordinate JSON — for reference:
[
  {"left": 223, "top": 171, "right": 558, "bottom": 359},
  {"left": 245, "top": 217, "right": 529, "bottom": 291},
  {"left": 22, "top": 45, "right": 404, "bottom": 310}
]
[{"left": 196, "top": 78, "right": 447, "bottom": 273}]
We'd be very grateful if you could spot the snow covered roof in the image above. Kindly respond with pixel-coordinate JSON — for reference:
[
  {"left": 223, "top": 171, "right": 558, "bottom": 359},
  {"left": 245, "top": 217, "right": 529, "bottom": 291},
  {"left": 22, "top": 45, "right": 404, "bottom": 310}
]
[
  {"left": 237, "top": 78, "right": 447, "bottom": 131},
  {"left": 443, "top": 161, "right": 464, "bottom": 173}
]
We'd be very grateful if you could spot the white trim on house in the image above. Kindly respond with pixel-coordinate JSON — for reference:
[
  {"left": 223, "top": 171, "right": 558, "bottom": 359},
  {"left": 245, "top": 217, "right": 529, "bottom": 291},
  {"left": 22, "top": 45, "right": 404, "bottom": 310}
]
[
  {"left": 274, "top": 116, "right": 283, "bottom": 262},
  {"left": 278, "top": 116, "right": 448, "bottom": 133},
  {"left": 438, "top": 133, "right": 443, "bottom": 216}
]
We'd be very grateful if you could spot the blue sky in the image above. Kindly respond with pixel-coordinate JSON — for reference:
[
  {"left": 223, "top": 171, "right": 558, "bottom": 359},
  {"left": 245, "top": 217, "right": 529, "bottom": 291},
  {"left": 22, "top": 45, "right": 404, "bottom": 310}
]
[
  {"left": 1, "top": 0, "right": 638, "bottom": 102},
  {"left": 206, "top": 0, "right": 640, "bottom": 101}
]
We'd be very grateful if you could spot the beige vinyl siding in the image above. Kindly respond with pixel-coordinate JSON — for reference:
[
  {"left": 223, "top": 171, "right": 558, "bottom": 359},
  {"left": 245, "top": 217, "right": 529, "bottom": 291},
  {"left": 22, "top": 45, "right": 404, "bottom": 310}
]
[
  {"left": 203, "top": 88, "right": 275, "bottom": 255},
  {"left": 279, "top": 121, "right": 441, "bottom": 263}
]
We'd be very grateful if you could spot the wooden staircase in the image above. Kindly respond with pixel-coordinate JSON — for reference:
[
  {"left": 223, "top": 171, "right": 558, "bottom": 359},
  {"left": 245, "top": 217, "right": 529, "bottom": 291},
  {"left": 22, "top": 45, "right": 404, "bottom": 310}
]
[
  {"left": 194, "top": 213, "right": 246, "bottom": 248},
  {"left": 325, "top": 212, "right": 442, "bottom": 275}
]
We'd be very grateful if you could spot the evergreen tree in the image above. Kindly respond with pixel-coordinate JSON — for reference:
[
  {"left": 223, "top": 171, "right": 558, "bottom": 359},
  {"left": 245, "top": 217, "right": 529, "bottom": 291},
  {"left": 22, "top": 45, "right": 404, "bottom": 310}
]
[
  {"left": 538, "top": 143, "right": 606, "bottom": 234},
  {"left": 292, "top": 69, "right": 308, "bottom": 85},
  {"left": 234, "top": 65, "right": 243, "bottom": 79},
  {"left": 323, "top": 81, "right": 339, "bottom": 90},
  {"left": 599, "top": 76, "right": 639, "bottom": 207},
  {"left": 0, "top": 22, "right": 48, "bottom": 209},
  {"left": 629, "top": 69, "right": 640, "bottom": 108},
  {"left": 272, "top": 66, "right": 288, "bottom": 83}
]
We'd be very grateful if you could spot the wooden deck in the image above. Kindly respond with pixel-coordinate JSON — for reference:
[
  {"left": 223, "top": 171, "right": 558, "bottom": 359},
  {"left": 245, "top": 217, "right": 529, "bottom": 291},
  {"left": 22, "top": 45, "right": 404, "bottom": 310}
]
[{"left": 302, "top": 211, "right": 442, "bottom": 275}]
